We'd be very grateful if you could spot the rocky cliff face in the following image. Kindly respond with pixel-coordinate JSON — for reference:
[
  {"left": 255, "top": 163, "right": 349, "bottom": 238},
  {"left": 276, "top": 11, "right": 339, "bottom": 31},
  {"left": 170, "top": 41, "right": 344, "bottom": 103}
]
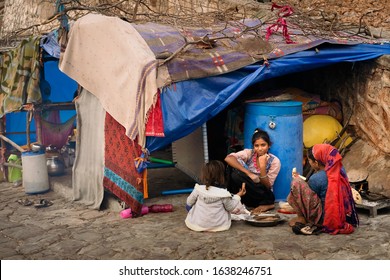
[
  {"left": 286, "top": 0, "right": 390, "bottom": 29},
  {"left": 0, "top": 0, "right": 55, "bottom": 37},
  {"left": 342, "top": 57, "right": 390, "bottom": 197}
]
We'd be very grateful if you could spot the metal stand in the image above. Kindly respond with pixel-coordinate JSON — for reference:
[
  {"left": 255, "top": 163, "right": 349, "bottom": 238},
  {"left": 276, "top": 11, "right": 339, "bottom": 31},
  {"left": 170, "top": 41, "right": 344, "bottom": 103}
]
[{"left": 355, "top": 198, "right": 390, "bottom": 217}]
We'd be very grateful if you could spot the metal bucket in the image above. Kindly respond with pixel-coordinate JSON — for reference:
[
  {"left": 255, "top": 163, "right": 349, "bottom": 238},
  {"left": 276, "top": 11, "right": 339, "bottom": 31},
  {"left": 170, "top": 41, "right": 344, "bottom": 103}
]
[
  {"left": 21, "top": 151, "right": 50, "bottom": 194},
  {"left": 244, "top": 101, "right": 303, "bottom": 201}
]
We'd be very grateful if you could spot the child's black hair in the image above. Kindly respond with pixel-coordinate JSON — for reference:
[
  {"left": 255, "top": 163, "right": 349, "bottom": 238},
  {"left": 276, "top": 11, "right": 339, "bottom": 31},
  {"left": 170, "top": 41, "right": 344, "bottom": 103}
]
[{"left": 201, "top": 160, "right": 226, "bottom": 190}]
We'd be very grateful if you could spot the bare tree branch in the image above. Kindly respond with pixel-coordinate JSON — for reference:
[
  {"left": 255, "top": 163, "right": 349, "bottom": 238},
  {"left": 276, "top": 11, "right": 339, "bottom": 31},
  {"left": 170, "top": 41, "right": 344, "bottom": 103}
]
[{"left": 1, "top": 0, "right": 387, "bottom": 50}]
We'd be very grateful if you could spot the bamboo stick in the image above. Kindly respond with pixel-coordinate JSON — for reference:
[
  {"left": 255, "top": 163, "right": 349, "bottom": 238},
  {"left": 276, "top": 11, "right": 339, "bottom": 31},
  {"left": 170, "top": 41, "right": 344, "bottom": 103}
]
[
  {"left": 3, "top": 162, "right": 23, "bottom": 169},
  {"left": 0, "top": 135, "right": 26, "bottom": 153},
  {"left": 34, "top": 110, "right": 42, "bottom": 144},
  {"left": 26, "top": 110, "right": 31, "bottom": 148}
]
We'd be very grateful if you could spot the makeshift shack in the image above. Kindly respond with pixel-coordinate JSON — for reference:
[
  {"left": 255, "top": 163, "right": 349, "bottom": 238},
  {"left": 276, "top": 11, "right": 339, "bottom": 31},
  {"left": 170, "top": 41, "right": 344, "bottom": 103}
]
[{"left": 57, "top": 12, "right": 390, "bottom": 214}]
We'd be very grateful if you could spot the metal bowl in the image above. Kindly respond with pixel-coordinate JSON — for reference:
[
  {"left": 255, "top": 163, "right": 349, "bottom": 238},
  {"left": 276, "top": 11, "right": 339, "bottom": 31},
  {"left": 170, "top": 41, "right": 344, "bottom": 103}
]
[
  {"left": 47, "top": 155, "right": 66, "bottom": 176},
  {"left": 31, "top": 143, "right": 45, "bottom": 152}
]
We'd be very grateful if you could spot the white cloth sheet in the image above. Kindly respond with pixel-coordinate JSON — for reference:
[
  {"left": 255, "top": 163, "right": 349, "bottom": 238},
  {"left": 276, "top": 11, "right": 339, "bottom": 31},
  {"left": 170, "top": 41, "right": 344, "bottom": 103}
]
[
  {"left": 60, "top": 13, "right": 158, "bottom": 147},
  {"left": 72, "top": 89, "right": 105, "bottom": 209}
]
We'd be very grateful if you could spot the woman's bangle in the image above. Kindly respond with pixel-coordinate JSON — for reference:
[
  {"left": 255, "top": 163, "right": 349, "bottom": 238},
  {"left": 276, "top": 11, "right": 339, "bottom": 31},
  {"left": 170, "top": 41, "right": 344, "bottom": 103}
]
[{"left": 259, "top": 175, "right": 267, "bottom": 179}]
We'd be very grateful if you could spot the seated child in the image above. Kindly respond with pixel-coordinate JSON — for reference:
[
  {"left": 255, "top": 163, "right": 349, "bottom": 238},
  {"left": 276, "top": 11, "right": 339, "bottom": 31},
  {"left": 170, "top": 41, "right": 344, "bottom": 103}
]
[{"left": 185, "top": 160, "right": 246, "bottom": 232}]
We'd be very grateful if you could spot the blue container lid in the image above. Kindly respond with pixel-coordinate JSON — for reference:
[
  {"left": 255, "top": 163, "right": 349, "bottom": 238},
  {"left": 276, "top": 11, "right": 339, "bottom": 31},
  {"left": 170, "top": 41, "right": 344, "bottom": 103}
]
[
  {"left": 22, "top": 150, "right": 45, "bottom": 157},
  {"left": 246, "top": 101, "right": 302, "bottom": 116}
]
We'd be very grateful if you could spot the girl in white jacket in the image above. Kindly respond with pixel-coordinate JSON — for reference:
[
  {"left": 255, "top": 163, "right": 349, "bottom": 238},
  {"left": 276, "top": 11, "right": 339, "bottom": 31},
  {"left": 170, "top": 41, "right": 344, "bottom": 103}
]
[{"left": 185, "top": 160, "right": 246, "bottom": 232}]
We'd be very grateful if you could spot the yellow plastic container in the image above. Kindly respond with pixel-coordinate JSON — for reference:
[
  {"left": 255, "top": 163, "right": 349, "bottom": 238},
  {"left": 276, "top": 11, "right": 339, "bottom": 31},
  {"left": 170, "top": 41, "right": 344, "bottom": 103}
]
[{"left": 303, "top": 115, "right": 353, "bottom": 148}]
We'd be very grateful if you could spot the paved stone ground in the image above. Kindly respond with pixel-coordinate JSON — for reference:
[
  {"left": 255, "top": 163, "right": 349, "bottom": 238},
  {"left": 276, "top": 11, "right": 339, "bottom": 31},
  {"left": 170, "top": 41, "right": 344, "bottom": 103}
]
[{"left": 1, "top": 166, "right": 390, "bottom": 260}]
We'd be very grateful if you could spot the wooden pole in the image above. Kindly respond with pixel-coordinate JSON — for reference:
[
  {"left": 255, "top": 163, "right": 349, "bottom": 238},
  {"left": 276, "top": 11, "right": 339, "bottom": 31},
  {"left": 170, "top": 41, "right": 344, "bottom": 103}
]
[
  {"left": 0, "top": 117, "right": 7, "bottom": 181},
  {"left": 3, "top": 162, "right": 23, "bottom": 169},
  {"left": 26, "top": 110, "right": 31, "bottom": 148},
  {"left": 0, "top": 117, "right": 6, "bottom": 149},
  {"left": 34, "top": 110, "right": 42, "bottom": 144},
  {"left": 0, "top": 135, "right": 26, "bottom": 153}
]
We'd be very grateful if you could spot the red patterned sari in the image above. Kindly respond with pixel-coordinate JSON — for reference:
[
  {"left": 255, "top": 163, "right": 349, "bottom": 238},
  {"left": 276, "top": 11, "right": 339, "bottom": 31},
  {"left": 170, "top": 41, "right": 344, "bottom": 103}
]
[{"left": 288, "top": 178, "right": 323, "bottom": 225}]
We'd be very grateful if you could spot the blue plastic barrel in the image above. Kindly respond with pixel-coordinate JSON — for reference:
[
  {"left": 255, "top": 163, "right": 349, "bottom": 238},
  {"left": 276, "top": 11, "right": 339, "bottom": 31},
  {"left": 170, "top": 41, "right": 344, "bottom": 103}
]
[{"left": 244, "top": 101, "right": 303, "bottom": 201}]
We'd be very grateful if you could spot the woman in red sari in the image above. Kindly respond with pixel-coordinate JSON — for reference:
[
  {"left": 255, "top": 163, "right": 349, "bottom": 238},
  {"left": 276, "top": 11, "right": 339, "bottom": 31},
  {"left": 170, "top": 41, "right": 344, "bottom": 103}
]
[{"left": 288, "top": 143, "right": 359, "bottom": 234}]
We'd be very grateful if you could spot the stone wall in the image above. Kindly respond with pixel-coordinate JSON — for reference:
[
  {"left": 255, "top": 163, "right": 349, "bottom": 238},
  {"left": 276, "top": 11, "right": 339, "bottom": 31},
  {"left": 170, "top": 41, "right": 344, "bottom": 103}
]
[
  {"left": 0, "top": 0, "right": 56, "bottom": 37},
  {"left": 348, "top": 56, "right": 390, "bottom": 154},
  {"left": 0, "top": 0, "right": 224, "bottom": 38},
  {"left": 308, "top": 56, "right": 390, "bottom": 156}
]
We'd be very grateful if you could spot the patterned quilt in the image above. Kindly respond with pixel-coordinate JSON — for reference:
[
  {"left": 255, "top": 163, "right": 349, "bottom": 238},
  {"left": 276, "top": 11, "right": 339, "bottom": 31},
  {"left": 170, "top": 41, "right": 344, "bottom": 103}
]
[{"left": 103, "top": 113, "right": 144, "bottom": 215}]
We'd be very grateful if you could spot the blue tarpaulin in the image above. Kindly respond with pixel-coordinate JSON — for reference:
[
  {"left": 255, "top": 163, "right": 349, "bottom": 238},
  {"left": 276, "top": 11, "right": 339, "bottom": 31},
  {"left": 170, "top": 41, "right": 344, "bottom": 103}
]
[{"left": 146, "top": 43, "right": 390, "bottom": 152}]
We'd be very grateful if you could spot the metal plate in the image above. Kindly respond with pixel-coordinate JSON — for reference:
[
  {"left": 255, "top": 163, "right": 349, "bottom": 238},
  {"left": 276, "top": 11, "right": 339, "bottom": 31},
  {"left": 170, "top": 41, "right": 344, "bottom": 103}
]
[
  {"left": 244, "top": 214, "right": 283, "bottom": 227},
  {"left": 245, "top": 218, "right": 283, "bottom": 227}
]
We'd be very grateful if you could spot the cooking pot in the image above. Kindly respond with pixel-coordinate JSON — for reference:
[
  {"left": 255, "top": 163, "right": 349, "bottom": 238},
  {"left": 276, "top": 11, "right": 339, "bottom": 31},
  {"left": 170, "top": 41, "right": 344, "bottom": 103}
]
[{"left": 46, "top": 154, "right": 66, "bottom": 176}]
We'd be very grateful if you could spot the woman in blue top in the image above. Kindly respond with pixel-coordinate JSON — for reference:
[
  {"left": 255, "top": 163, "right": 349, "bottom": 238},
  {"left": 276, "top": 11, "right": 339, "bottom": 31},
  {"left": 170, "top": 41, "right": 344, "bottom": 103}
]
[
  {"left": 288, "top": 146, "right": 327, "bottom": 226},
  {"left": 288, "top": 144, "right": 358, "bottom": 234}
]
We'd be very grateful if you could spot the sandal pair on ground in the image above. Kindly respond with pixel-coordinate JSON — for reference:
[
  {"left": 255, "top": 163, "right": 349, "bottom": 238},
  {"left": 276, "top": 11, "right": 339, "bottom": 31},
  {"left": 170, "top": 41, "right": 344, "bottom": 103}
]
[
  {"left": 292, "top": 222, "right": 322, "bottom": 235},
  {"left": 17, "top": 198, "right": 53, "bottom": 208}
]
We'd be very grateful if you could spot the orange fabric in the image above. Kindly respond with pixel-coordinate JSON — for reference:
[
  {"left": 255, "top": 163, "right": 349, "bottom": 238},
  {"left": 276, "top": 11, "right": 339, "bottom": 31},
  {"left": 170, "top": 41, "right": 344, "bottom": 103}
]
[
  {"left": 312, "top": 144, "right": 359, "bottom": 234},
  {"left": 134, "top": 155, "right": 149, "bottom": 199},
  {"left": 143, "top": 169, "right": 148, "bottom": 199}
]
